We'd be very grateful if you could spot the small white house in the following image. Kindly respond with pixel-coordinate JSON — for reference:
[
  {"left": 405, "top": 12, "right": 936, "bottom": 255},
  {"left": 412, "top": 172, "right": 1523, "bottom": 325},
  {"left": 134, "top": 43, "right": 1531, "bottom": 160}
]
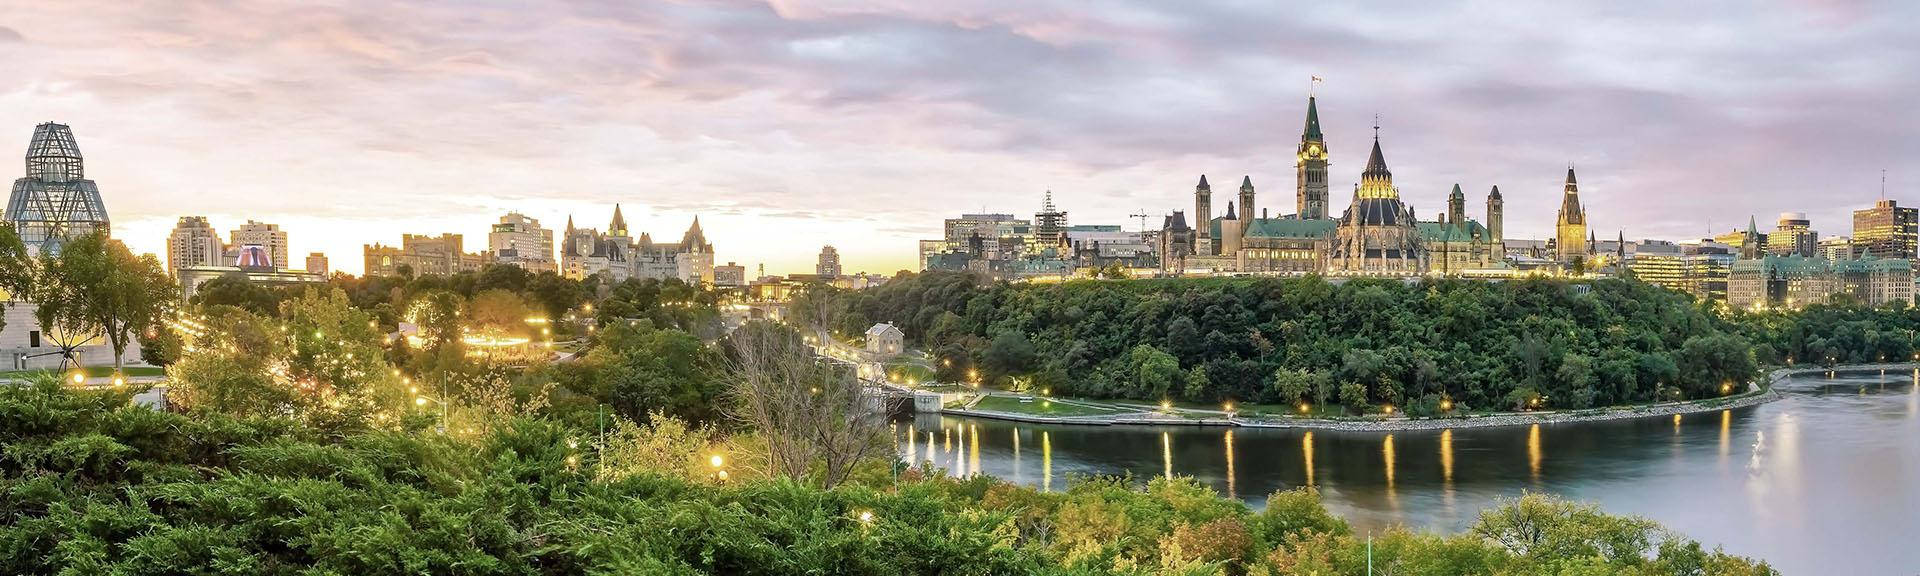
[{"left": 865, "top": 322, "right": 904, "bottom": 358}]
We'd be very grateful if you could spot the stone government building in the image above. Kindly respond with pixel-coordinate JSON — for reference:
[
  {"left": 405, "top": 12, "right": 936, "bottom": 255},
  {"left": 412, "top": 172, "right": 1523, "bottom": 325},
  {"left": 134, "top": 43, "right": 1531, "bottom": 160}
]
[{"left": 1162, "top": 96, "right": 1524, "bottom": 277}]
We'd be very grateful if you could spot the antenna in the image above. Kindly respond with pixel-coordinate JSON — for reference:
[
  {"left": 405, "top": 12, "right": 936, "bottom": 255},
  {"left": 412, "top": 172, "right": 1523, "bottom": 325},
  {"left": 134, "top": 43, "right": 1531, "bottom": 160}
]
[
  {"left": 1372, "top": 114, "right": 1381, "bottom": 139},
  {"left": 1882, "top": 169, "right": 1888, "bottom": 200}
]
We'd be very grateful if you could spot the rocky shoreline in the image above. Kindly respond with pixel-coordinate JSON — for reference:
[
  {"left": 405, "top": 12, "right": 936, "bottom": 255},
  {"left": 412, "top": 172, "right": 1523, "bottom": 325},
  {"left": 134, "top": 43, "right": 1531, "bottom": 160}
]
[{"left": 938, "top": 363, "right": 1911, "bottom": 432}]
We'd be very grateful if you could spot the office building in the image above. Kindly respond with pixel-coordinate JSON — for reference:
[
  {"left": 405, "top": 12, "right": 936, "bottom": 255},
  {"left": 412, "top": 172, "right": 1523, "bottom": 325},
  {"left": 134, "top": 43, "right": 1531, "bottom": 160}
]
[
  {"left": 1768, "top": 212, "right": 1818, "bottom": 257},
  {"left": 305, "top": 253, "right": 329, "bottom": 275},
  {"left": 817, "top": 245, "right": 841, "bottom": 278},
  {"left": 1852, "top": 199, "right": 1917, "bottom": 260},
  {"left": 488, "top": 212, "right": 556, "bottom": 273}
]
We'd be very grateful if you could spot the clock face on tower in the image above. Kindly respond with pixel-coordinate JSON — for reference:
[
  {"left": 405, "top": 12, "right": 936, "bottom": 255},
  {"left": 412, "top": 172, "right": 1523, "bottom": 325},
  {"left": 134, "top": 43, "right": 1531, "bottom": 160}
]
[{"left": 1308, "top": 144, "right": 1322, "bottom": 157}]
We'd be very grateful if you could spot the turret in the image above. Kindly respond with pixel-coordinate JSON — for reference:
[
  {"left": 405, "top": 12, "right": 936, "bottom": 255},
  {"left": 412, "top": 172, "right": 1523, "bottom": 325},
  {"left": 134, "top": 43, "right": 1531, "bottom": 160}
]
[
  {"left": 1447, "top": 184, "right": 1466, "bottom": 225},
  {"left": 1239, "top": 175, "right": 1256, "bottom": 223},
  {"left": 1194, "top": 175, "right": 1213, "bottom": 252},
  {"left": 1486, "top": 185, "right": 1505, "bottom": 255}
]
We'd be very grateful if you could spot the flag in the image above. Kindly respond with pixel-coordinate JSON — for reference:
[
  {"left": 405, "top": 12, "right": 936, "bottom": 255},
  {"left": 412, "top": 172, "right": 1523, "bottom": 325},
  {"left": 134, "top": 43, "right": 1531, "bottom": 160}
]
[{"left": 1311, "top": 76, "right": 1323, "bottom": 83}]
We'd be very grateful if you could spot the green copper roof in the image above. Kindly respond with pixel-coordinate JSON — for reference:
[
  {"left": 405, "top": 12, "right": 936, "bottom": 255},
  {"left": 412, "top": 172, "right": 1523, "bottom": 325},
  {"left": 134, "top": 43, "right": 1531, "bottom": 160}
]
[
  {"left": 1215, "top": 217, "right": 1337, "bottom": 240},
  {"left": 1303, "top": 96, "right": 1323, "bottom": 140},
  {"left": 1417, "top": 219, "right": 1488, "bottom": 242}
]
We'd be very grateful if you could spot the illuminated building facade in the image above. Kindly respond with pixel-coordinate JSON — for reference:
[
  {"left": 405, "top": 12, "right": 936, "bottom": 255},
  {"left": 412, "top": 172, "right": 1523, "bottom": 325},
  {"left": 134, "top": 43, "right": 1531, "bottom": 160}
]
[{"left": 1852, "top": 199, "right": 1917, "bottom": 260}]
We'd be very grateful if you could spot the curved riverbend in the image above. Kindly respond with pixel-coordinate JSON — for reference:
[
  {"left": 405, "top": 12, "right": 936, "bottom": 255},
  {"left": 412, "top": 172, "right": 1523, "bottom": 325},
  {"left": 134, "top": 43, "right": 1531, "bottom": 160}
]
[{"left": 897, "top": 366, "right": 1920, "bottom": 575}]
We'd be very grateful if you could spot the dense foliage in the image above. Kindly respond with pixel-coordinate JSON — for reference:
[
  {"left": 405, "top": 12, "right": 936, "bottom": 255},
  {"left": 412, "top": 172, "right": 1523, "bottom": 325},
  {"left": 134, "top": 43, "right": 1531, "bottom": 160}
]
[
  {"left": 0, "top": 381, "right": 1774, "bottom": 575},
  {"left": 814, "top": 272, "right": 1772, "bottom": 414}
]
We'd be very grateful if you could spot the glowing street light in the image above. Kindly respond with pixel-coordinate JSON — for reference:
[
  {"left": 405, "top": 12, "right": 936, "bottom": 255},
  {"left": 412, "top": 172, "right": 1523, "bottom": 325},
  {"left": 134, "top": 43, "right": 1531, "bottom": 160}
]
[
  {"left": 856, "top": 510, "right": 875, "bottom": 524},
  {"left": 69, "top": 372, "right": 84, "bottom": 385},
  {"left": 1159, "top": 400, "right": 1172, "bottom": 412}
]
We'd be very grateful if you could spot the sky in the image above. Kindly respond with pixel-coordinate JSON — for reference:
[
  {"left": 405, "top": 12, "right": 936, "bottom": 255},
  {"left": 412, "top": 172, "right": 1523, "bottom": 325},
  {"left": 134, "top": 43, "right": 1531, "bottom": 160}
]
[{"left": 1, "top": 0, "right": 1916, "bottom": 276}]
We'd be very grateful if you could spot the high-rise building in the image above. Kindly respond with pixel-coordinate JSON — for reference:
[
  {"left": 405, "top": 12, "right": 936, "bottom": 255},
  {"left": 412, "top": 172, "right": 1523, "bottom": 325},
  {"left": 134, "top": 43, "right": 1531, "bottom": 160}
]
[
  {"left": 1554, "top": 168, "right": 1588, "bottom": 263},
  {"left": 488, "top": 212, "right": 556, "bottom": 273},
  {"left": 1768, "top": 212, "right": 1818, "bottom": 257},
  {"left": 364, "top": 233, "right": 486, "bottom": 277},
  {"left": 6, "top": 123, "right": 109, "bottom": 255},
  {"left": 1852, "top": 199, "right": 1917, "bottom": 260},
  {"left": 816, "top": 245, "right": 842, "bottom": 278},
  {"left": 230, "top": 220, "right": 290, "bottom": 270},
  {"left": 1295, "top": 96, "right": 1329, "bottom": 220},
  {"left": 166, "top": 216, "right": 223, "bottom": 278},
  {"left": 305, "top": 253, "right": 329, "bottom": 275}
]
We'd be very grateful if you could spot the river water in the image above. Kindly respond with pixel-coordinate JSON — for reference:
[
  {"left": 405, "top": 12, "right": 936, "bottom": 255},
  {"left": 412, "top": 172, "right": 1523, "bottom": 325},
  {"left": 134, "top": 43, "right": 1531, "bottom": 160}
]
[{"left": 894, "top": 371, "right": 1920, "bottom": 574}]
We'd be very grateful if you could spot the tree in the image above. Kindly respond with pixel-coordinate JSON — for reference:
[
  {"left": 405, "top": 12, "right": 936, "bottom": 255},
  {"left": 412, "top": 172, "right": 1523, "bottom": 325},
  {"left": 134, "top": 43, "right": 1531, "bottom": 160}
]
[
  {"left": 61, "top": 235, "right": 176, "bottom": 372},
  {"left": 467, "top": 288, "right": 534, "bottom": 337},
  {"left": 1270, "top": 368, "right": 1318, "bottom": 405},
  {"left": 0, "top": 224, "right": 31, "bottom": 333},
  {"left": 188, "top": 272, "right": 282, "bottom": 315},
  {"left": 983, "top": 330, "right": 1037, "bottom": 379},
  {"left": 1339, "top": 381, "right": 1370, "bottom": 414},
  {"left": 1125, "top": 344, "right": 1180, "bottom": 401},
  {"left": 723, "top": 320, "right": 894, "bottom": 488},
  {"left": 1182, "top": 365, "right": 1210, "bottom": 403},
  {"left": 1676, "top": 334, "right": 1757, "bottom": 398}
]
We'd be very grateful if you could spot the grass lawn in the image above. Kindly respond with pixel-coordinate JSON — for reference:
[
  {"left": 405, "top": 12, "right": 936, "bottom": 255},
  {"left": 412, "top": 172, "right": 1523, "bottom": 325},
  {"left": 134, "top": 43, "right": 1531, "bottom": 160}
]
[
  {"left": 970, "top": 395, "right": 1119, "bottom": 417},
  {"left": 0, "top": 365, "right": 166, "bottom": 379}
]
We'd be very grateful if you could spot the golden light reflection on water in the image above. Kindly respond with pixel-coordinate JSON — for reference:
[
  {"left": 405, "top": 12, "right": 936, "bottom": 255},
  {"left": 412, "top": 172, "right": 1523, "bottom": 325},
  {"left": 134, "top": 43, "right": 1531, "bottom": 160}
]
[
  {"left": 1383, "top": 434, "right": 1397, "bottom": 487},
  {"left": 1161, "top": 431, "right": 1173, "bottom": 480},
  {"left": 1042, "top": 431, "right": 1052, "bottom": 492},
  {"left": 1012, "top": 429, "right": 1022, "bottom": 483},
  {"left": 906, "top": 425, "right": 916, "bottom": 462},
  {"left": 1673, "top": 413, "right": 1683, "bottom": 433},
  {"left": 1527, "top": 424, "right": 1542, "bottom": 482},
  {"left": 925, "top": 431, "right": 934, "bottom": 464},
  {"left": 1224, "top": 429, "right": 1237, "bottom": 500},
  {"left": 1302, "top": 431, "right": 1315, "bottom": 486},
  {"left": 969, "top": 423, "right": 980, "bottom": 475},
  {"left": 1440, "top": 428, "right": 1454, "bottom": 485}
]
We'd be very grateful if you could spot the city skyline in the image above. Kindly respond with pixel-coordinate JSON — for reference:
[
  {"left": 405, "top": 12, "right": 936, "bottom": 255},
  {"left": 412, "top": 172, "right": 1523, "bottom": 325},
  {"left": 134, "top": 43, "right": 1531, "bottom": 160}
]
[{"left": 3, "top": 2, "right": 1916, "bottom": 275}]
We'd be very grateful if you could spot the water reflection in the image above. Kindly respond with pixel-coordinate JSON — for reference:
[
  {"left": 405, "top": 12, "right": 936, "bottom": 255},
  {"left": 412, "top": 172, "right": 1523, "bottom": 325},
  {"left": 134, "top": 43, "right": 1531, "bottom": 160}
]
[
  {"left": 1302, "top": 431, "right": 1315, "bottom": 486},
  {"left": 1527, "top": 424, "right": 1542, "bottom": 483},
  {"left": 1224, "top": 429, "right": 1237, "bottom": 499},
  {"left": 895, "top": 373, "right": 1920, "bottom": 574}
]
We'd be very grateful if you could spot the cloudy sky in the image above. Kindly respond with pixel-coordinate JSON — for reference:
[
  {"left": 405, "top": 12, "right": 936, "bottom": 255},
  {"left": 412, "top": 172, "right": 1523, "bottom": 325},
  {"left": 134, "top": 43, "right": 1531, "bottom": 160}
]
[{"left": 1, "top": 0, "right": 1915, "bottom": 275}]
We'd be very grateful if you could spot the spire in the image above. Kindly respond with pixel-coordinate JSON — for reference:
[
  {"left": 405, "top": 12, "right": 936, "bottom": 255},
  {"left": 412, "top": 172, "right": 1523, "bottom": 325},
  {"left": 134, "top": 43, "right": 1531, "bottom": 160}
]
[
  {"left": 1197, "top": 175, "right": 1210, "bottom": 189},
  {"left": 1362, "top": 138, "right": 1390, "bottom": 179},
  {"left": 1565, "top": 166, "right": 1578, "bottom": 189},
  {"left": 1302, "top": 96, "right": 1323, "bottom": 141},
  {"left": 1224, "top": 201, "right": 1237, "bottom": 220},
  {"left": 1241, "top": 175, "right": 1253, "bottom": 190},
  {"left": 609, "top": 204, "right": 628, "bottom": 235},
  {"left": 1449, "top": 183, "right": 1464, "bottom": 201},
  {"left": 1746, "top": 214, "right": 1759, "bottom": 236},
  {"left": 1488, "top": 185, "right": 1502, "bottom": 200}
]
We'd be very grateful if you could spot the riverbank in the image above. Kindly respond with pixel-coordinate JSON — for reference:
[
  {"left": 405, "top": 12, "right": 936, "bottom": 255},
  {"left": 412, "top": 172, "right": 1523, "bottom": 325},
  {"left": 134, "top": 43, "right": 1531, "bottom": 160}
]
[{"left": 934, "top": 363, "right": 1914, "bottom": 432}]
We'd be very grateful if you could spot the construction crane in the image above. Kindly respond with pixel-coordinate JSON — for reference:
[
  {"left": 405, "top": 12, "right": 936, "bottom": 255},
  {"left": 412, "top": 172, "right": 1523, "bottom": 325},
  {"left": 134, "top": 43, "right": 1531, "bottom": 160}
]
[{"left": 1129, "top": 210, "right": 1152, "bottom": 235}]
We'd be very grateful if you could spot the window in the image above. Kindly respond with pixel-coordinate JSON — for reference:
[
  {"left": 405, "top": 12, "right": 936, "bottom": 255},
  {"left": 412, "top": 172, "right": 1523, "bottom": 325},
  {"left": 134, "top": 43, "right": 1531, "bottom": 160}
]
[{"left": 29, "top": 330, "right": 41, "bottom": 348}]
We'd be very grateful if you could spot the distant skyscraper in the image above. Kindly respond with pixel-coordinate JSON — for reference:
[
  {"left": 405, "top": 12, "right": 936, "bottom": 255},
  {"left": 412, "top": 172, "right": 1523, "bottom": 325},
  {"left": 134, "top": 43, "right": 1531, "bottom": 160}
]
[
  {"left": 816, "top": 245, "right": 842, "bottom": 278},
  {"left": 230, "top": 220, "right": 289, "bottom": 270},
  {"left": 6, "top": 123, "right": 109, "bottom": 254},
  {"left": 1295, "top": 96, "right": 1329, "bottom": 220},
  {"left": 1554, "top": 167, "right": 1588, "bottom": 262},
  {"left": 488, "top": 212, "right": 556, "bottom": 273},
  {"left": 305, "top": 252, "right": 329, "bottom": 275},
  {"left": 1852, "top": 199, "right": 1917, "bottom": 260},
  {"left": 166, "top": 216, "right": 223, "bottom": 278},
  {"left": 1768, "top": 212, "right": 1817, "bottom": 257}
]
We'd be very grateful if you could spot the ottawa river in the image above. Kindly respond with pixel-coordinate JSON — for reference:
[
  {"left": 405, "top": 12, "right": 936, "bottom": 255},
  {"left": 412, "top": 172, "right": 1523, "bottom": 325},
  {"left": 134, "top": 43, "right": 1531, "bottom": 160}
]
[{"left": 894, "top": 371, "right": 1920, "bottom": 574}]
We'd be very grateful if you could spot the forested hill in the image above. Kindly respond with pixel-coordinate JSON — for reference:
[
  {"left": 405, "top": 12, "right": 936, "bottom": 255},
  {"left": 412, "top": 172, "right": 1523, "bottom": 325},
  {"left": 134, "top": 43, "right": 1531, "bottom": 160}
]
[{"left": 805, "top": 272, "right": 1766, "bottom": 415}]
